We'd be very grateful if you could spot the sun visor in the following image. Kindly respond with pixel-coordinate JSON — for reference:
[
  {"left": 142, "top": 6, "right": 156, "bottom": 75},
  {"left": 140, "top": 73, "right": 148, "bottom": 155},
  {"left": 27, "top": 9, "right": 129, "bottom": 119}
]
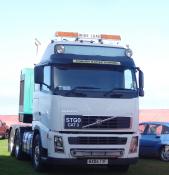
[{"left": 46, "top": 54, "right": 136, "bottom": 68}]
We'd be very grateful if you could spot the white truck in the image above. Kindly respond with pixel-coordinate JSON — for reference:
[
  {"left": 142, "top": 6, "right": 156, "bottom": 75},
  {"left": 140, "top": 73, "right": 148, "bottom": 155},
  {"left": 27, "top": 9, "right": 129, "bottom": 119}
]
[{"left": 8, "top": 31, "right": 144, "bottom": 172}]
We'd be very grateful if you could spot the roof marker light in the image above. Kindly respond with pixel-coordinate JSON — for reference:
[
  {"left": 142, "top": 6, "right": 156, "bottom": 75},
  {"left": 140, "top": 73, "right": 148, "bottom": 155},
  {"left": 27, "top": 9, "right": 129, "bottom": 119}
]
[
  {"left": 101, "top": 34, "right": 121, "bottom": 41},
  {"left": 55, "top": 31, "right": 121, "bottom": 41},
  {"left": 55, "top": 31, "right": 78, "bottom": 38}
]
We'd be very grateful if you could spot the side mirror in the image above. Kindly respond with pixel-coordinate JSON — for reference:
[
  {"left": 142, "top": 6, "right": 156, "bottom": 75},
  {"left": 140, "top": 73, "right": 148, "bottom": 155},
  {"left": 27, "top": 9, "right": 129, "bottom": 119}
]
[
  {"left": 34, "top": 66, "right": 44, "bottom": 84},
  {"left": 139, "top": 89, "right": 144, "bottom": 97},
  {"left": 138, "top": 69, "right": 144, "bottom": 97}
]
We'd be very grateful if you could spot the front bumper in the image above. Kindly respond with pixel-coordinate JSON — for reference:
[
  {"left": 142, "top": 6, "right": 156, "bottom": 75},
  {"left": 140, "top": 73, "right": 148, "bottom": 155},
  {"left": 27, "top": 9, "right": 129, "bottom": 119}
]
[
  {"left": 46, "top": 157, "right": 138, "bottom": 166},
  {"left": 47, "top": 132, "right": 139, "bottom": 160}
]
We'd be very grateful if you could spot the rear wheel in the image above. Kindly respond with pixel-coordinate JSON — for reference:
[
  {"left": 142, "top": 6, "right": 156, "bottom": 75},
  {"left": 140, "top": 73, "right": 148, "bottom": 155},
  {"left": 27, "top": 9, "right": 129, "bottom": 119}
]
[
  {"left": 32, "top": 134, "right": 45, "bottom": 172},
  {"left": 160, "top": 146, "right": 169, "bottom": 161},
  {"left": 14, "top": 129, "right": 24, "bottom": 160},
  {"left": 8, "top": 130, "right": 15, "bottom": 156}
]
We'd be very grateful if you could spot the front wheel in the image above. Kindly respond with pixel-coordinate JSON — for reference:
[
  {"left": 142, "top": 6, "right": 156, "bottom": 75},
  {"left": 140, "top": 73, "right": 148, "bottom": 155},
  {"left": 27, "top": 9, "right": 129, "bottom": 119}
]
[
  {"left": 160, "top": 146, "right": 169, "bottom": 161},
  {"left": 32, "top": 134, "right": 45, "bottom": 172}
]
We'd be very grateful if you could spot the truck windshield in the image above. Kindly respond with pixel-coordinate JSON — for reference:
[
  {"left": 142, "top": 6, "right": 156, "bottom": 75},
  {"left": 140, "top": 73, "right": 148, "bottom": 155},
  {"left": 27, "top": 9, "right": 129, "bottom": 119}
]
[
  {"left": 53, "top": 66, "right": 137, "bottom": 98},
  {"left": 58, "top": 45, "right": 125, "bottom": 57}
]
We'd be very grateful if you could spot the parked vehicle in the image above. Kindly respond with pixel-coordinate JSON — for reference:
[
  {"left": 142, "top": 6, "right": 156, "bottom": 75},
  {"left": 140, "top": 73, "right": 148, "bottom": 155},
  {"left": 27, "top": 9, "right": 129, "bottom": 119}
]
[
  {"left": 139, "top": 122, "right": 169, "bottom": 161},
  {"left": 8, "top": 31, "right": 144, "bottom": 172},
  {"left": 0, "top": 120, "right": 9, "bottom": 139}
]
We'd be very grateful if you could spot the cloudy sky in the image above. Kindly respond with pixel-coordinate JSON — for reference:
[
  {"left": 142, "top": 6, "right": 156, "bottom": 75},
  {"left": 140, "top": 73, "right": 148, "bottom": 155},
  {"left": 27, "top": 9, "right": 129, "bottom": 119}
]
[{"left": 0, "top": 0, "right": 169, "bottom": 114}]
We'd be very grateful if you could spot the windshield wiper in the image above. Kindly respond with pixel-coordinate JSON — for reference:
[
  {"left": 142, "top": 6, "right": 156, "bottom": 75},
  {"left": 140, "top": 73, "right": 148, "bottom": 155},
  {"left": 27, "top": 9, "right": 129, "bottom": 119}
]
[
  {"left": 104, "top": 88, "right": 135, "bottom": 97},
  {"left": 66, "top": 86, "right": 100, "bottom": 96}
]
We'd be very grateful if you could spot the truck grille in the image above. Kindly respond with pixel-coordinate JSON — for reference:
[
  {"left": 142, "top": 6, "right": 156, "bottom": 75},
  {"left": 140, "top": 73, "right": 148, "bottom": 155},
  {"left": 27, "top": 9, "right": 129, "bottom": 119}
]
[
  {"left": 68, "top": 137, "right": 127, "bottom": 145},
  {"left": 81, "top": 116, "right": 130, "bottom": 129},
  {"left": 65, "top": 115, "right": 131, "bottom": 129}
]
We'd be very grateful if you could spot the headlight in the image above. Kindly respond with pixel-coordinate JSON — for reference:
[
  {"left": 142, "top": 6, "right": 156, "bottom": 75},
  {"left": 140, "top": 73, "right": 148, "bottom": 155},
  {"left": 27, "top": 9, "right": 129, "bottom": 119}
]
[
  {"left": 55, "top": 45, "right": 65, "bottom": 54},
  {"left": 125, "top": 48, "right": 133, "bottom": 57},
  {"left": 54, "top": 136, "right": 64, "bottom": 152},
  {"left": 129, "top": 136, "right": 138, "bottom": 153}
]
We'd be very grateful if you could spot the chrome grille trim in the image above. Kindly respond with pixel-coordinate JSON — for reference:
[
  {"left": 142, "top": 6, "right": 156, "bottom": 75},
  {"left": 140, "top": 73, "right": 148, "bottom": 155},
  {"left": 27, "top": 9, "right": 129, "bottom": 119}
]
[
  {"left": 81, "top": 116, "right": 130, "bottom": 129},
  {"left": 70, "top": 149, "right": 124, "bottom": 158}
]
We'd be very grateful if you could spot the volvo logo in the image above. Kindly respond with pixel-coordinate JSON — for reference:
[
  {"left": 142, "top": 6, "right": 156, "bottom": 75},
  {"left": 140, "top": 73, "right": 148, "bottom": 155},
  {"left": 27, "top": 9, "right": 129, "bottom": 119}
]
[
  {"left": 82, "top": 116, "right": 116, "bottom": 129},
  {"left": 95, "top": 119, "right": 103, "bottom": 125}
]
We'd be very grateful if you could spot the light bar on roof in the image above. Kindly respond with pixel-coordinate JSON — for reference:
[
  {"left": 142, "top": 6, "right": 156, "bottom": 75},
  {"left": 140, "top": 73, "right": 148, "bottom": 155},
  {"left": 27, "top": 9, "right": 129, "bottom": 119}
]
[
  {"left": 55, "top": 31, "right": 78, "bottom": 38},
  {"left": 78, "top": 33, "right": 101, "bottom": 39},
  {"left": 55, "top": 31, "right": 121, "bottom": 41},
  {"left": 101, "top": 34, "right": 121, "bottom": 41}
]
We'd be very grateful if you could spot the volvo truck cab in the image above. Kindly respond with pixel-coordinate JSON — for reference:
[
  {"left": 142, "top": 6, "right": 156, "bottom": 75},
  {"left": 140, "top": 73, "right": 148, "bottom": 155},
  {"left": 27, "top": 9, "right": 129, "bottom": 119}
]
[{"left": 8, "top": 31, "right": 144, "bottom": 172}]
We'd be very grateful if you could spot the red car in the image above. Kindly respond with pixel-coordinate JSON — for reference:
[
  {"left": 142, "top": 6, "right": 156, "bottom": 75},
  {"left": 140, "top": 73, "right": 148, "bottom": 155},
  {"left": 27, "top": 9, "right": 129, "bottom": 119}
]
[{"left": 0, "top": 120, "right": 9, "bottom": 139}]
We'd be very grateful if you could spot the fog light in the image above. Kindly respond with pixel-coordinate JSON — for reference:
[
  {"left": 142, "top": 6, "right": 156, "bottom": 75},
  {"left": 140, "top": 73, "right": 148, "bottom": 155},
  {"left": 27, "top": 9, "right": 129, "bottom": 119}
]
[
  {"left": 129, "top": 136, "right": 138, "bottom": 153},
  {"left": 54, "top": 136, "right": 64, "bottom": 152}
]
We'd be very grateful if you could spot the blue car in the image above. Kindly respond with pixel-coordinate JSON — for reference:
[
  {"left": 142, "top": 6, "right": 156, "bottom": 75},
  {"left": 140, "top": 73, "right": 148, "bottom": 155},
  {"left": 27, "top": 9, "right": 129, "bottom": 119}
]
[{"left": 139, "top": 122, "right": 169, "bottom": 161}]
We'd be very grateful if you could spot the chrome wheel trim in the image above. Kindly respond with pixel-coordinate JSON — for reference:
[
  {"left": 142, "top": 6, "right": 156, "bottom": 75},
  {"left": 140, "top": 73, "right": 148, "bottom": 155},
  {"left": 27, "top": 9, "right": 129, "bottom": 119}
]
[
  {"left": 161, "top": 148, "right": 169, "bottom": 161},
  {"left": 15, "top": 144, "right": 19, "bottom": 156},
  {"left": 9, "top": 137, "right": 14, "bottom": 152},
  {"left": 15, "top": 132, "right": 20, "bottom": 157}
]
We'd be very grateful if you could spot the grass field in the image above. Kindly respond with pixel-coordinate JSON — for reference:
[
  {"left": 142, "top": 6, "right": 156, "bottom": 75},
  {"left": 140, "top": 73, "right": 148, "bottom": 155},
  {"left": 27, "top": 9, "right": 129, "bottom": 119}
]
[{"left": 1, "top": 139, "right": 169, "bottom": 175}]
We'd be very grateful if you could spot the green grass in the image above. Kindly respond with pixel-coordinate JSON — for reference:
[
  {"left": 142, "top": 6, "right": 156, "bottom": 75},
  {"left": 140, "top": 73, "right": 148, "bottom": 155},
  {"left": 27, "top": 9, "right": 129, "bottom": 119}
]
[{"left": 0, "top": 139, "right": 169, "bottom": 175}]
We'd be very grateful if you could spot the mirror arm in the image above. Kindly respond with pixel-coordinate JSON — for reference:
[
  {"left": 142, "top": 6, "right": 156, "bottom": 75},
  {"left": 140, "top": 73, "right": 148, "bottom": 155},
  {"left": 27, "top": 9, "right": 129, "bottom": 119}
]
[
  {"left": 136, "top": 67, "right": 140, "bottom": 71},
  {"left": 41, "top": 82, "right": 51, "bottom": 90}
]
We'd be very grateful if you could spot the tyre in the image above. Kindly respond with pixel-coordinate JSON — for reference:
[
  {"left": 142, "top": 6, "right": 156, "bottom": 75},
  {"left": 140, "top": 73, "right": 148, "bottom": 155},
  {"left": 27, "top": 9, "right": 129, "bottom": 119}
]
[
  {"left": 8, "top": 130, "right": 15, "bottom": 156},
  {"left": 14, "top": 129, "right": 24, "bottom": 160},
  {"left": 32, "top": 134, "right": 45, "bottom": 172},
  {"left": 160, "top": 146, "right": 169, "bottom": 161}
]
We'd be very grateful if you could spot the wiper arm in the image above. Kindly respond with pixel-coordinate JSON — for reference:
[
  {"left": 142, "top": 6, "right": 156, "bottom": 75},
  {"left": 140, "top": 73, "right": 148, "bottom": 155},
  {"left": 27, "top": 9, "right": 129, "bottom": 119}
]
[
  {"left": 66, "top": 86, "right": 100, "bottom": 95},
  {"left": 104, "top": 88, "right": 134, "bottom": 97}
]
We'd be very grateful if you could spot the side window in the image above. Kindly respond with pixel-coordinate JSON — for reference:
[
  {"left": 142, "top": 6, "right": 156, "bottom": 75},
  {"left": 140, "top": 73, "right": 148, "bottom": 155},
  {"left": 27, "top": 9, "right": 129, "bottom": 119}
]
[
  {"left": 124, "top": 69, "right": 135, "bottom": 89},
  {"left": 41, "top": 66, "right": 51, "bottom": 92},
  {"left": 156, "top": 125, "right": 162, "bottom": 135},
  {"left": 139, "top": 124, "right": 147, "bottom": 134},
  {"left": 147, "top": 124, "right": 162, "bottom": 135},
  {"left": 19, "top": 80, "right": 24, "bottom": 107},
  {"left": 162, "top": 126, "right": 169, "bottom": 134}
]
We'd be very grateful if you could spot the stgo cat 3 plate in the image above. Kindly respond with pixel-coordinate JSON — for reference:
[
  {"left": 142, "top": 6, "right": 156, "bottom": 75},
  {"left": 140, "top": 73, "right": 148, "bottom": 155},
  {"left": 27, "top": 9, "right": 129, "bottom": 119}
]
[{"left": 65, "top": 115, "right": 82, "bottom": 129}]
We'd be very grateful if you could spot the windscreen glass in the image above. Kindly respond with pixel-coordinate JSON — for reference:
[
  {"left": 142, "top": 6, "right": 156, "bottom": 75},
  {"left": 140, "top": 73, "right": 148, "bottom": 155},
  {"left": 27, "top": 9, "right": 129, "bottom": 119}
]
[{"left": 53, "top": 66, "right": 137, "bottom": 98}]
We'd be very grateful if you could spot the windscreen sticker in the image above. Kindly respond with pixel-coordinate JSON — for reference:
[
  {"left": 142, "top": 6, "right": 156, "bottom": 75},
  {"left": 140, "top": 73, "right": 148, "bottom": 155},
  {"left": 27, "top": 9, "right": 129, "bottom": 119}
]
[{"left": 73, "top": 59, "right": 121, "bottom": 65}]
